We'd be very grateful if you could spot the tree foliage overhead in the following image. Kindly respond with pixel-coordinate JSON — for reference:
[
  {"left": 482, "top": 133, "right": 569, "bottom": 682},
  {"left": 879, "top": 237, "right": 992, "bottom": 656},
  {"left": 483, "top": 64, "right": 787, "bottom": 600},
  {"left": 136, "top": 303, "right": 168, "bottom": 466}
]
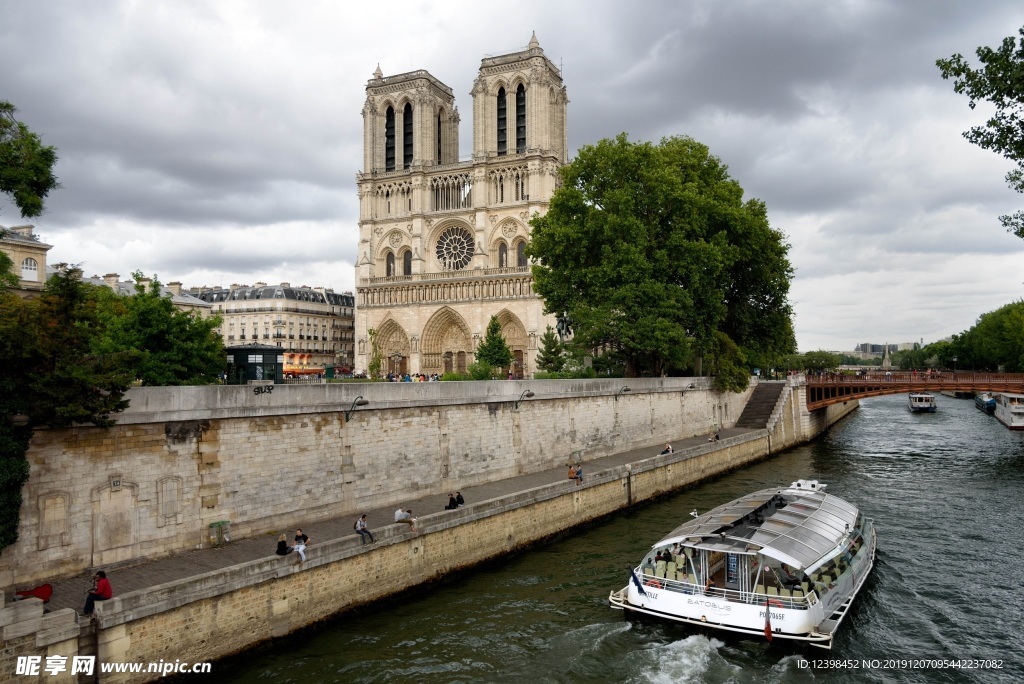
[
  {"left": 93, "top": 272, "right": 225, "bottom": 386},
  {"left": 528, "top": 133, "right": 795, "bottom": 389},
  {"left": 0, "top": 100, "right": 59, "bottom": 218},
  {"left": 937, "top": 26, "right": 1024, "bottom": 237}
]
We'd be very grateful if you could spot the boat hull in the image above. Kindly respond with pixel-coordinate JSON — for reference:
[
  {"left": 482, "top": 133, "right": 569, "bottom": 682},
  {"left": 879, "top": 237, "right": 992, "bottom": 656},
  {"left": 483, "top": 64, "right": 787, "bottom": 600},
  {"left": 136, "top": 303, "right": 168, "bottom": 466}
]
[
  {"left": 610, "top": 521, "right": 877, "bottom": 649},
  {"left": 994, "top": 393, "right": 1024, "bottom": 430}
]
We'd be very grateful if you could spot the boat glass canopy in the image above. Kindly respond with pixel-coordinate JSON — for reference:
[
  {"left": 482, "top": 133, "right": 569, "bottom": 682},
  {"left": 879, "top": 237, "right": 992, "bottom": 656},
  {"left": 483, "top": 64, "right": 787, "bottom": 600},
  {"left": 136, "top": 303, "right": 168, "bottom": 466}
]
[{"left": 655, "top": 483, "right": 859, "bottom": 571}]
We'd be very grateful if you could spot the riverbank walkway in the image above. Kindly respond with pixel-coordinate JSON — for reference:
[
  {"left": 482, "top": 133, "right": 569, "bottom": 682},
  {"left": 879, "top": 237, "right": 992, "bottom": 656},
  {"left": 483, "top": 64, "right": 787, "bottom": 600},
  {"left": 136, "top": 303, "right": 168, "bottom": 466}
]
[{"left": 19, "top": 427, "right": 752, "bottom": 615}]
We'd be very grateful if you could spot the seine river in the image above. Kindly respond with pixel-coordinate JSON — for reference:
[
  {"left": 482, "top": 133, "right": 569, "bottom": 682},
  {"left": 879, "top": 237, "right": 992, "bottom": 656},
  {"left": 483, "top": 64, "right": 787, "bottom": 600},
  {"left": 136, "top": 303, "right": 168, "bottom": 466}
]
[{"left": 215, "top": 392, "right": 1022, "bottom": 683}]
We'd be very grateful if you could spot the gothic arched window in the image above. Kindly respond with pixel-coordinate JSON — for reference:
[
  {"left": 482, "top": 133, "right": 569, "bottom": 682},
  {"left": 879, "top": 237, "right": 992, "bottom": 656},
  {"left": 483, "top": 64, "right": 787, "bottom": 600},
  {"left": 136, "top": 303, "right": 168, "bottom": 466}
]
[
  {"left": 498, "top": 243, "right": 508, "bottom": 268},
  {"left": 437, "top": 111, "right": 442, "bottom": 163},
  {"left": 516, "top": 241, "right": 527, "bottom": 267},
  {"left": 403, "top": 102, "right": 413, "bottom": 169},
  {"left": 497, "top": 87, "right": 507, "bottom": 156},
  {"left": 385, "top": 106, "right": 396, "bottom": 172},
  {"left": 516, "top": 84, "right": 526, "bottom": 154},
  {"left": 402, "top": 250, "right": 412, "bottom": 276},
  {"left": 386, "top": 252, "right": 395, "bottom": 277}
]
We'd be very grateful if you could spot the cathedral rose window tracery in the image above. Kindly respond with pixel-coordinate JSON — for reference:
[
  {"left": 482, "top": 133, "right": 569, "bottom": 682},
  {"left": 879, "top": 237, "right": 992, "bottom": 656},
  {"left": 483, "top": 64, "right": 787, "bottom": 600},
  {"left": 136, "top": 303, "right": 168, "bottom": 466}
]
[{"left": 436, "top": 226, "right": 475, "bottom": 270}]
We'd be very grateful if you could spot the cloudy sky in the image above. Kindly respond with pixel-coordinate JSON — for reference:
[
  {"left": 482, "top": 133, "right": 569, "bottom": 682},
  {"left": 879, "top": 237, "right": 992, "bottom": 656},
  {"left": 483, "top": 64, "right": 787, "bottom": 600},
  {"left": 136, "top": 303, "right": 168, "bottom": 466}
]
[{"left": 2, "top": 0, "right": 1023, "bottom": 352}]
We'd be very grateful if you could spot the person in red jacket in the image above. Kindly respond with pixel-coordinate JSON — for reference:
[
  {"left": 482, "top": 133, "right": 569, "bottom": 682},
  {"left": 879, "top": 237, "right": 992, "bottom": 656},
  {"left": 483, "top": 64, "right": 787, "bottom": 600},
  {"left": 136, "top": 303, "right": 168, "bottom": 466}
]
[{"left": 83, "top": 570, "right": 112, "bottom": 615}]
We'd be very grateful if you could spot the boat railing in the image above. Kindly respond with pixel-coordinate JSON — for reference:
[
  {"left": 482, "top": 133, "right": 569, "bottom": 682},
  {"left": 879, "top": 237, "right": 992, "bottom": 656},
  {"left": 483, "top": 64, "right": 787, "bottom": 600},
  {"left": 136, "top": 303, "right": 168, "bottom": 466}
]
[{"left": 641, "top": 572, "right": 816, "bottom": 610}]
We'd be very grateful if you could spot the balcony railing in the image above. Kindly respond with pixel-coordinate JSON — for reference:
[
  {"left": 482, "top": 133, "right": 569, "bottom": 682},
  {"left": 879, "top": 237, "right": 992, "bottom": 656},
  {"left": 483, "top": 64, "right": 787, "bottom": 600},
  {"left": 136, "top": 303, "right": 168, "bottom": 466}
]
[{"left": 361, "top": 266, "right": 529, "bottom": 286}]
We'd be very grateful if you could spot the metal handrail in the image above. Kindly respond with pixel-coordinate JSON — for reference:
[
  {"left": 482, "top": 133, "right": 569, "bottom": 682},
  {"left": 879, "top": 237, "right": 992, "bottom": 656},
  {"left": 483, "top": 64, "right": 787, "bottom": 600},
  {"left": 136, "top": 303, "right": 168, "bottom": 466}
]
[{"left": 638, "top": 570, "right": 815, "bottom": 610}]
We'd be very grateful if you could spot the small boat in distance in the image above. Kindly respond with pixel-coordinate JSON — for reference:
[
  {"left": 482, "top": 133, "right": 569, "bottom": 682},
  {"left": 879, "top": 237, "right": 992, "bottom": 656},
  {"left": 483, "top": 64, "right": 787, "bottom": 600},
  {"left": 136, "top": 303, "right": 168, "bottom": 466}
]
[
  {"left": 908, "top": 392, "right": 937, "bottom": 412},
  {"left": 975, "top": 392, "right": 996, "bottom": 415},
  {"left": 994, "top": 393, "right": 1024, "bottom": 430},
  {"left": 608, "top": 480, "right": 876, "bottom": 649}
]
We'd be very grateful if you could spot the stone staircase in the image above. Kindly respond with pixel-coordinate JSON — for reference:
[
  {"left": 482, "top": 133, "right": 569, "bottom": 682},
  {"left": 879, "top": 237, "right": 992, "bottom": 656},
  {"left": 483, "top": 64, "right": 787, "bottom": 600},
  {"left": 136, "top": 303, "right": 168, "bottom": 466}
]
[{"left": 735, "top": 382, "right": 786, "bottom": 429}]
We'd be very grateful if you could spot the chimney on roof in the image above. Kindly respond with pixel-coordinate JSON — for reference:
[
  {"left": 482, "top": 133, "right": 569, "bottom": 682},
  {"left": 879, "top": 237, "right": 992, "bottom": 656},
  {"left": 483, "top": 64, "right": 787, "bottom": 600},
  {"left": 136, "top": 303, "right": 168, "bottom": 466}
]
[
  {"left": 254, "top": 281, "right": 267, "bottom": 288},
  {"left": 280, "top": 282, "right": 290, "bottom": 287},
  {"left": 167, "top": 281, "right": 183, "bottom": 295},
  {"left": 10, "top": 225, "right": 34, "bottom": 238},
  {"left": 102, "top": 273, "right": 120, "bottom": 289}
]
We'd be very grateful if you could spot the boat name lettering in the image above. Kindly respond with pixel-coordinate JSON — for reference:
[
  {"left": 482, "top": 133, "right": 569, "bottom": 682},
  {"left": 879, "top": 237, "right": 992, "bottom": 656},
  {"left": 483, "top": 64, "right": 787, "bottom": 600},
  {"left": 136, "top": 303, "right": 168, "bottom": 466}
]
[{"left": 686, "top": 598, "right": 731, "bottom": 612}]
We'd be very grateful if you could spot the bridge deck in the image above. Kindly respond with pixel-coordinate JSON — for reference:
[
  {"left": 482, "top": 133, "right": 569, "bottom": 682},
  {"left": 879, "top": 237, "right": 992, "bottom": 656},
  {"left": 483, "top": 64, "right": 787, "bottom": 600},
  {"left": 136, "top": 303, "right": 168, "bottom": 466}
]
[{"left": 804, "top": 372, "right": 1024, "bottom": 410}]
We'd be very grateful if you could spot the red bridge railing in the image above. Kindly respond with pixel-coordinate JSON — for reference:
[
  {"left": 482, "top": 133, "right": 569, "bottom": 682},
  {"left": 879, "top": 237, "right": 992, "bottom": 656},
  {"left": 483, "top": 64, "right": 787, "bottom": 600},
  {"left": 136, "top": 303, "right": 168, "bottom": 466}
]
[{"left": 803, "top": 372, "right": 1024, "bottom": 410}]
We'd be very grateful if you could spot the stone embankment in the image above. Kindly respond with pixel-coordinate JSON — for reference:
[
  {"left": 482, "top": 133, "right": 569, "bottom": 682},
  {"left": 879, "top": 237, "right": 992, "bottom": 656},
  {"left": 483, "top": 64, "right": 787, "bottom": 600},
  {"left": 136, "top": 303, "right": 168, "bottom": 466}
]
[{"left": 1, "top": 376, "right": 857, "bottom": 683}]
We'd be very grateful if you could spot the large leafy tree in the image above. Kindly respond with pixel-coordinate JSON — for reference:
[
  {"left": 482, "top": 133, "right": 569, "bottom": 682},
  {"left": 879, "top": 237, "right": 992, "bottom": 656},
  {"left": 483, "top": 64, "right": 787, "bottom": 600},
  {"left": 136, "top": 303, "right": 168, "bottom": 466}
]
[
  {"left": 528, "top": 134, "right": 795, "bottom": 389},
  {"left": 0, "top": 100, "right": 59, "bottom": 218},
  {"left": 0, "top": 266, "right": 137, "bottom": 549},
  {"left": 93, "top": 272, "right": 225, "bottom": 386},
  {"left": 937, "top": 27, "right": 1024, "bottom": 237}
]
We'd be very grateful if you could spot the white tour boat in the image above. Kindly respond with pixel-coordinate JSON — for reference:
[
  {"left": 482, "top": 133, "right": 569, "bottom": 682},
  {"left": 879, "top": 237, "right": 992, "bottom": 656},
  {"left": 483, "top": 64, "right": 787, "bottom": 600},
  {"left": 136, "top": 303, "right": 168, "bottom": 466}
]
[
  {"left": 609, "top": 480, "right": 876, "bottom": 649},
  {"left": 994, "top": 392, "right": 1024, "bottom": 430},
  {"left": 908, "top": 392, "right": 937, "bottom": 413}
]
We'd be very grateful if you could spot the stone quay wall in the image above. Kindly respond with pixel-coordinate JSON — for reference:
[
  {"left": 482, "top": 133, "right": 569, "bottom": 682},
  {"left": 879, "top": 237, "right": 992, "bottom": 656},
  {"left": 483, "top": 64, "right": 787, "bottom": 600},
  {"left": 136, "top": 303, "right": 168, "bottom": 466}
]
[
  {"left": 0, "top": 376, "right": 858, "bottom": 684},
  {"left": 3, "top": 377, "right": 751, "bottom": 588}
]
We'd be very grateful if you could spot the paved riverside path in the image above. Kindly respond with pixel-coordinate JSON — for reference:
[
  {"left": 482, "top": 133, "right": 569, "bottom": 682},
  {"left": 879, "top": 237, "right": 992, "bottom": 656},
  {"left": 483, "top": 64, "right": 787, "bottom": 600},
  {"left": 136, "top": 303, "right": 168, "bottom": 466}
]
[{"left": 29, "top": 427, "right": 752, "bottom": 615}]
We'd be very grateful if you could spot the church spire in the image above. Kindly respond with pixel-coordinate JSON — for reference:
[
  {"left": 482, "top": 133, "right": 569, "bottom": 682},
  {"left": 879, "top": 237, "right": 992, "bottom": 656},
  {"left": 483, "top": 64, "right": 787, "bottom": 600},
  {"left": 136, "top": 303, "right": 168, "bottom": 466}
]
[
  {"left": 528, "top": 31, "right": 539, "bottom": 49},
  {"left": 373, "top": 63, "right": 383, "bottom": 79}
]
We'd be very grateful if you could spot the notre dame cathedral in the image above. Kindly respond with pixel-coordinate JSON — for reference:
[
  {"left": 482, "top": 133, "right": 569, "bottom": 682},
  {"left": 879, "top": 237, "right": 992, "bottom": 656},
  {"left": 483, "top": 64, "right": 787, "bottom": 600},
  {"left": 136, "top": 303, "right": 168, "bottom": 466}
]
[{"left": 354, "top": 34, "right": 568, "bottom": 377}]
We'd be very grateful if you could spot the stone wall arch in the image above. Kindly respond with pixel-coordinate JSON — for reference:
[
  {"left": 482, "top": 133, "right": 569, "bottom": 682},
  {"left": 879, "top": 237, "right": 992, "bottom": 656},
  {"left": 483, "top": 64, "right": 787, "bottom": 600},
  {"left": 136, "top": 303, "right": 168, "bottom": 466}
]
[
  {"left": 495, "top": 309, "right": 529, "bottom": 377},
  {"left": 421, "top": 307, "right": 473, "bottom": 373}
]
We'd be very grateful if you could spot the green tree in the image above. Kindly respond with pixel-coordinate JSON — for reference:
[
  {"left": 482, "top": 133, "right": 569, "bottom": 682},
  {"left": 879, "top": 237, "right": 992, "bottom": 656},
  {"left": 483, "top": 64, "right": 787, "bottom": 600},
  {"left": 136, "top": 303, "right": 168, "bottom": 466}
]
[
  {"left": 528, "top": 133, "right": 794, "bottom": 380},
  {"left": 93, "top": 272, "right": 225, "bottom": 386},
  {"left": 706, "top": 331, "right": 752, "bottom": 393},
  {"left": 937, "top": 27, "right": 1024, "bottom": 237},
  {"left": 475, "top": 315, "right": 513, "bottom": 372},
  {"left": 801, "top": 350, "right": 841, "bottom": 374},
  {"left": 950, "top": 301, "right": 1024, "bottom": 371},
  {"left": 0, "top": 266, "right": 137, "bottom": 549},
  {"left": 0, "top": 101, "right": 59, "bottom": 218},
  {"left": 535, "top": 325, "right": 565, "bottom": 372}
]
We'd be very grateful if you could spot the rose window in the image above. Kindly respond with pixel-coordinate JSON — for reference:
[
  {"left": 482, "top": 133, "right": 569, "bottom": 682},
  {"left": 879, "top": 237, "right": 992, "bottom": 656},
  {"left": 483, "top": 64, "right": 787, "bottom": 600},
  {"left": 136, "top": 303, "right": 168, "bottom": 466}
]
[{"left": 435, "top": 226, "right": 475, "bottom": 270}]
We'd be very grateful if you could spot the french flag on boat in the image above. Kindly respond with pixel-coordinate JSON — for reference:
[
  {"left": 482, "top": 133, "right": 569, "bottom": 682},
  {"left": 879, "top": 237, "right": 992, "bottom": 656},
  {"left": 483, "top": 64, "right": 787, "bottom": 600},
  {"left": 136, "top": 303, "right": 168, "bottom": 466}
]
[{"left": 764, "top": 599, "right": 773, "bottom": 642}]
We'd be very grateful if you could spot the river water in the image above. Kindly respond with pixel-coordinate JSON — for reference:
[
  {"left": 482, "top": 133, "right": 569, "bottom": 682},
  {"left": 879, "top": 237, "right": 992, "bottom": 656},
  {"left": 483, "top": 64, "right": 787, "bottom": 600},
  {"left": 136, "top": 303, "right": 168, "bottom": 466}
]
[{"left": 215, "top": 393, "right": 1022, "bottom": 683}]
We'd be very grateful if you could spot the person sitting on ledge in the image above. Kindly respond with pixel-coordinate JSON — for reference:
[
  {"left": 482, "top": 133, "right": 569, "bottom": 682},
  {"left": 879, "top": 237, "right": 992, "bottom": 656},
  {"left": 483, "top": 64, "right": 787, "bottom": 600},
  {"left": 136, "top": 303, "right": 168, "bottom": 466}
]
[
  {"left": 660, "top": 443, "right": 673, "bottom": 455},
  {"left": 275, "top": 534, "right": 293, "bottom": 556},
  {"left": 83, "top": 570, "right": 112, "bottom": 616}
]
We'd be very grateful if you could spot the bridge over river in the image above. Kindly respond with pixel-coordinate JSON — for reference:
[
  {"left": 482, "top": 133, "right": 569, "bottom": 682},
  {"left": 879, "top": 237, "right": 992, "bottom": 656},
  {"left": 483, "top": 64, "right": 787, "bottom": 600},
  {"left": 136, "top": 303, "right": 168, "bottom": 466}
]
[{"left": 805, "top": 371, "right": 1024, "bottom": 410}]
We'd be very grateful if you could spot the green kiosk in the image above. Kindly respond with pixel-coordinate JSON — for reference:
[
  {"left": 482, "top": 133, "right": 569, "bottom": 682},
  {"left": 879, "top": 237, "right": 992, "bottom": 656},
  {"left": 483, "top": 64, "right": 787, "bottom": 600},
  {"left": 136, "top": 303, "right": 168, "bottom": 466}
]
[{"left": 225, "top": 344, "right": 284, "bottom": 385}]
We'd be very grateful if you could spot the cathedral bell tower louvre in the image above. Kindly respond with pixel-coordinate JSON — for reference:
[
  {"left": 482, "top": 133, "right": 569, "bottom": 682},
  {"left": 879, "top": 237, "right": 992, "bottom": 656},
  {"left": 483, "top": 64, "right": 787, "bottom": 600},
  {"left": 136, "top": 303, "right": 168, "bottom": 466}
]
[{"left": 355, "top": 34, "right": 569, "bottom": 378}]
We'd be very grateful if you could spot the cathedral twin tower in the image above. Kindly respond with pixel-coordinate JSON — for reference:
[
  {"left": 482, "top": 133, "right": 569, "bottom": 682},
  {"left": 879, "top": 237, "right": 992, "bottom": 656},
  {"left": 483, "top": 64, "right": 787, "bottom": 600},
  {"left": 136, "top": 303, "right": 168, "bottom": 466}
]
[{"left": 355, "top": 34, "right": 568, "bottom": 377}]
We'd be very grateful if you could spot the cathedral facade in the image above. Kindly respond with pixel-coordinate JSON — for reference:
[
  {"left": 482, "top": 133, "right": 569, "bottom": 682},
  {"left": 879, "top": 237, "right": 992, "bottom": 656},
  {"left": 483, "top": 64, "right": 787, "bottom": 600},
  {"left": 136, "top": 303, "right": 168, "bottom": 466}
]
[{"left": 354, "top": 34, "right": 568, "bottom": 377}]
